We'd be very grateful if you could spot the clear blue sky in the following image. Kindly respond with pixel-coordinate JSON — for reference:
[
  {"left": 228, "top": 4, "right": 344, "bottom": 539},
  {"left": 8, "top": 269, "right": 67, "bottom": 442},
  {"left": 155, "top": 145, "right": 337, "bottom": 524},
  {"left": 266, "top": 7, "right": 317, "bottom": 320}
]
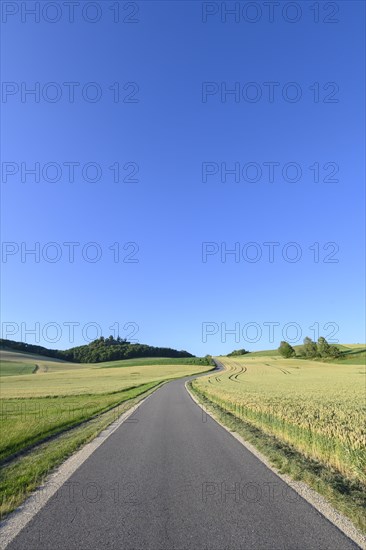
[{"left": 1, "top": 1, "right": 365, "bottom": 356}]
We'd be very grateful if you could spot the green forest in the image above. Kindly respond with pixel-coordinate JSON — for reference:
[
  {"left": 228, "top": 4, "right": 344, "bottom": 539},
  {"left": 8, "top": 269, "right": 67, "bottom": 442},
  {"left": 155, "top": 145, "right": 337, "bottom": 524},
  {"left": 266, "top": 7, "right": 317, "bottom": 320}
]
[{"left": 0, "top": 337, "right": 195, "bottom": 363}]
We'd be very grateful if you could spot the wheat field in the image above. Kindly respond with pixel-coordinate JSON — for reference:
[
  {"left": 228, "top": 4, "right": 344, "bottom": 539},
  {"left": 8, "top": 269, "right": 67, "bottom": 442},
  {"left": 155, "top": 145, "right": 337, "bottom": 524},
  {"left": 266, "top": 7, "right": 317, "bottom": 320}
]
[{"left": 192, "top": 354, "right": 366, "bottom": 485}]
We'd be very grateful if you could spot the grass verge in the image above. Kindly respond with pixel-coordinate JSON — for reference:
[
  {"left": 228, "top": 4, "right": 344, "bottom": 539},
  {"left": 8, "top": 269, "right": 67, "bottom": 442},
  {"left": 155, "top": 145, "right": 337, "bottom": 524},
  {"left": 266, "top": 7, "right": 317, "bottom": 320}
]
[
  {"left": 0, "top": 381, "right": 162, "bottom": 518},
  {"left": 1, "top": 383, "right": 159, "bottom": 462},
  {"left": 188, "top": 382, "right": 366, "bottom": 535}
]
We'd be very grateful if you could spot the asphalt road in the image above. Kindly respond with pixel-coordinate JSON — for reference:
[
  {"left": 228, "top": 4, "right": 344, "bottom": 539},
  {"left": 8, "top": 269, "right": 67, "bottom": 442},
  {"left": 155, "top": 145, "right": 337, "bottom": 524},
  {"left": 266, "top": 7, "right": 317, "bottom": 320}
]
[{"left": 7, "top": 370, "right": 359, "bottom": 550}]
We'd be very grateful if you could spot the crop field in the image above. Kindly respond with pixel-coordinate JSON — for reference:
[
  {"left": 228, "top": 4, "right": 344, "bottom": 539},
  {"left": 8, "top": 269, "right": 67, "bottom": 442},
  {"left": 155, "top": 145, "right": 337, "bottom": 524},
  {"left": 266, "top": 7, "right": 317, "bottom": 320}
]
[
  {"left": 0, "top": 362, "right": 36, "bottom": 376},
  {"left": 0, "top": 357, "right": 211, "bottom": 399},
  {"left": 0, "top": 351, "right": 213, "bottom": 450},
  {"left": 100, "top": 357, "right": 211, "bottom": 368},
  {"left": 0, "top": 351, "right": 213, "bottom": 515},
  {"left": 192, "top": 351, "right": 366, "bottom": 486}
]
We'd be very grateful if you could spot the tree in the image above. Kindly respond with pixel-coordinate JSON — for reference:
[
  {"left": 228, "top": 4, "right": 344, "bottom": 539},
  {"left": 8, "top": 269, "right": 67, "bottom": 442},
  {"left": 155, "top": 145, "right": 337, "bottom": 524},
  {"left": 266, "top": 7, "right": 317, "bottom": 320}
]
[
  {"left": 317, "top": 336, "right": 332, "bottom": 357},
  {"left": 329, "top": 346, "right": 341, "bottom": 358},
  {"left": 317, "top": 337, "right": 341, "bottom": 358},
  {"left": 302, "top": 337, "right": 319, "bottom": 358},
  {"left": 227, "top": 349, "right": 249, "bottom": 357},
  {"left": 278, "top": 341, "right": 296, "bottom": 358}
]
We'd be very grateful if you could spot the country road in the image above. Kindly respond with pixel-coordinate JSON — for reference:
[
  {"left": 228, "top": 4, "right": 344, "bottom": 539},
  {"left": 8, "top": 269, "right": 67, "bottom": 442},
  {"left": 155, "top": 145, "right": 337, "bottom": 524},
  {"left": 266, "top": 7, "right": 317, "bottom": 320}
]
[{"left": 5, "top": 368, "right": 359, "bottom": 550}]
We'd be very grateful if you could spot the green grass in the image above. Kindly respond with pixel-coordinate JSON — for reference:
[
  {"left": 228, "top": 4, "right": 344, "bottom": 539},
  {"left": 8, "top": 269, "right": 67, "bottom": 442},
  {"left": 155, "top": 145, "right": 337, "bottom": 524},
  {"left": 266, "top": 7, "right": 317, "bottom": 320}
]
[
  {"left": 335, "top": 349, "right": 366, "bottom": 365},
  {"left": 237, "top": 344, "right": 366, "bottom": 365},
  {"left": 99, "top": 356, "right": 212, "bottom": 368},
  {"left": 0, "top": 383, "right": 158, "bottom": 462},
  {"left": 0, "top": 383, "right": 162, "bottom": 518},
  {"left": 220, "top": 349, "right": 280, "bottom": 358},
  {"left": 0, "top": 362, "right": 36, "bottom": 376}
]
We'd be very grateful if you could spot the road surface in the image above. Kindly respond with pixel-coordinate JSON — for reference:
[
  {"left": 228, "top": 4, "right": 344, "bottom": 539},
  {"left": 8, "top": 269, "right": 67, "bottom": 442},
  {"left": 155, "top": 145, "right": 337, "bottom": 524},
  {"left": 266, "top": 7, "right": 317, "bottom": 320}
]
[{"left": 7, "top": 371, "right": 359, "bottom": 549}]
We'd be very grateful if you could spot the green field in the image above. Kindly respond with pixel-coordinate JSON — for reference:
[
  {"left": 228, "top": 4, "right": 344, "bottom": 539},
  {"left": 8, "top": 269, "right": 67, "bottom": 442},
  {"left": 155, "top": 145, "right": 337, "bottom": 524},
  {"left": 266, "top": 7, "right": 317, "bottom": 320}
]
[
  {"left": 0, "top": 351, "right": 213, "bottom": 453},
  {"left": 0, "top": 350, "right": 213, "bottom": 516},
  {"left": 230, "top": 343, "right": 366, "bottom": 361},
  {"left": 1, "top": 383, "right": 158, "bottom": 462},
  {"left": 1, "top": 359, "right": 212, "bottom": 398},
  {"left": 0, "top": 362, "right": 36, "bottom": 376},
  {"left": 99, "top": 356, "right": 212, "bottom": 368}
]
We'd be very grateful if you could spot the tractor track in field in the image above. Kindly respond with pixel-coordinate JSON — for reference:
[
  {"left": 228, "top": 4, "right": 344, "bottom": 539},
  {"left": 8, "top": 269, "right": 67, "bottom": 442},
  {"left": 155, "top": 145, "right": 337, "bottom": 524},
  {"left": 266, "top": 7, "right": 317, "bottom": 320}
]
[
  {"left": 265, "top": 363, "right": 291, "bottom": 375},
  {"left": 228, "top": 365, "right": 247, "bottom": 382}
]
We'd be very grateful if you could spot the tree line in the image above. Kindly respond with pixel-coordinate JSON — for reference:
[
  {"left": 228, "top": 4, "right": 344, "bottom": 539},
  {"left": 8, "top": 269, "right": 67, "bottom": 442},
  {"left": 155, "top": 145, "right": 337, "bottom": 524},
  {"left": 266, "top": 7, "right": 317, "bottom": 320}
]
[
  {"left": 278, "top": 337, "right": 341, "bottom": 359},
  {"left": 227, "top": 349, "right": 249, "bottom": 357},
  {"left": 0, "top": 336, "right": 195, "bottom": 363}
]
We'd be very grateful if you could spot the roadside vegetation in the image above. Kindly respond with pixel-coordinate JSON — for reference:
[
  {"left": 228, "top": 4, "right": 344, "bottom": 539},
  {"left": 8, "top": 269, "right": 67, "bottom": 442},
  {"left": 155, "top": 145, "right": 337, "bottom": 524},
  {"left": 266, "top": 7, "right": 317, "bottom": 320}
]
[
  {"left": 191, "top": 345, "right": 366, "bottom": 533},
  {"left": 0, "top": 383, "right": 160, "bottom": 518}
]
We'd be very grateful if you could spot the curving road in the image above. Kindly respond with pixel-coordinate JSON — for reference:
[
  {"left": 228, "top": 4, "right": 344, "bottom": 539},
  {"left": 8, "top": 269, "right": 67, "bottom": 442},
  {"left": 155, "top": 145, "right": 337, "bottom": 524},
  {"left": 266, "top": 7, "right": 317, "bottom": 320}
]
[{"left": 7, "top": 368, "right": 359, "bottom": 550}]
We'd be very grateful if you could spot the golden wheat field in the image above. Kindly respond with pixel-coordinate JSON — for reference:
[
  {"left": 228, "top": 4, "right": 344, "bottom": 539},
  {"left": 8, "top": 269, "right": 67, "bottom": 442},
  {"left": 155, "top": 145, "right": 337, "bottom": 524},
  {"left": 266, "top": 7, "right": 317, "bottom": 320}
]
[{"left": 192, "top": 355, "right": 366, "bottom": 485}]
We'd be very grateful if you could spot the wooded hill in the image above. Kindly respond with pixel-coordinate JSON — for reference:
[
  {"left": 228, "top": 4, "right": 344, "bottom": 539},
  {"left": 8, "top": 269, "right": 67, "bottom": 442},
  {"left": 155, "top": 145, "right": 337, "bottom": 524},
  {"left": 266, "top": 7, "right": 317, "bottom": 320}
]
[{"left": 0, "top": 337, "right": 194, "bottom": 363}]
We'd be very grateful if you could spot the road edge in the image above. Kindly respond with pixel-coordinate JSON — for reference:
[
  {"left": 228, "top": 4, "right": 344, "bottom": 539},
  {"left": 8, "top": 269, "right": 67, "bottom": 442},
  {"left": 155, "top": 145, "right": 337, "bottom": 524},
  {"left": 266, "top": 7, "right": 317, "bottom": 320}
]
[
  {"left": 0, "top": 389, "right": 156, "bottom": 550},
  {"left": 185, "top": 381, "right": 366, "bottom": 550}
]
